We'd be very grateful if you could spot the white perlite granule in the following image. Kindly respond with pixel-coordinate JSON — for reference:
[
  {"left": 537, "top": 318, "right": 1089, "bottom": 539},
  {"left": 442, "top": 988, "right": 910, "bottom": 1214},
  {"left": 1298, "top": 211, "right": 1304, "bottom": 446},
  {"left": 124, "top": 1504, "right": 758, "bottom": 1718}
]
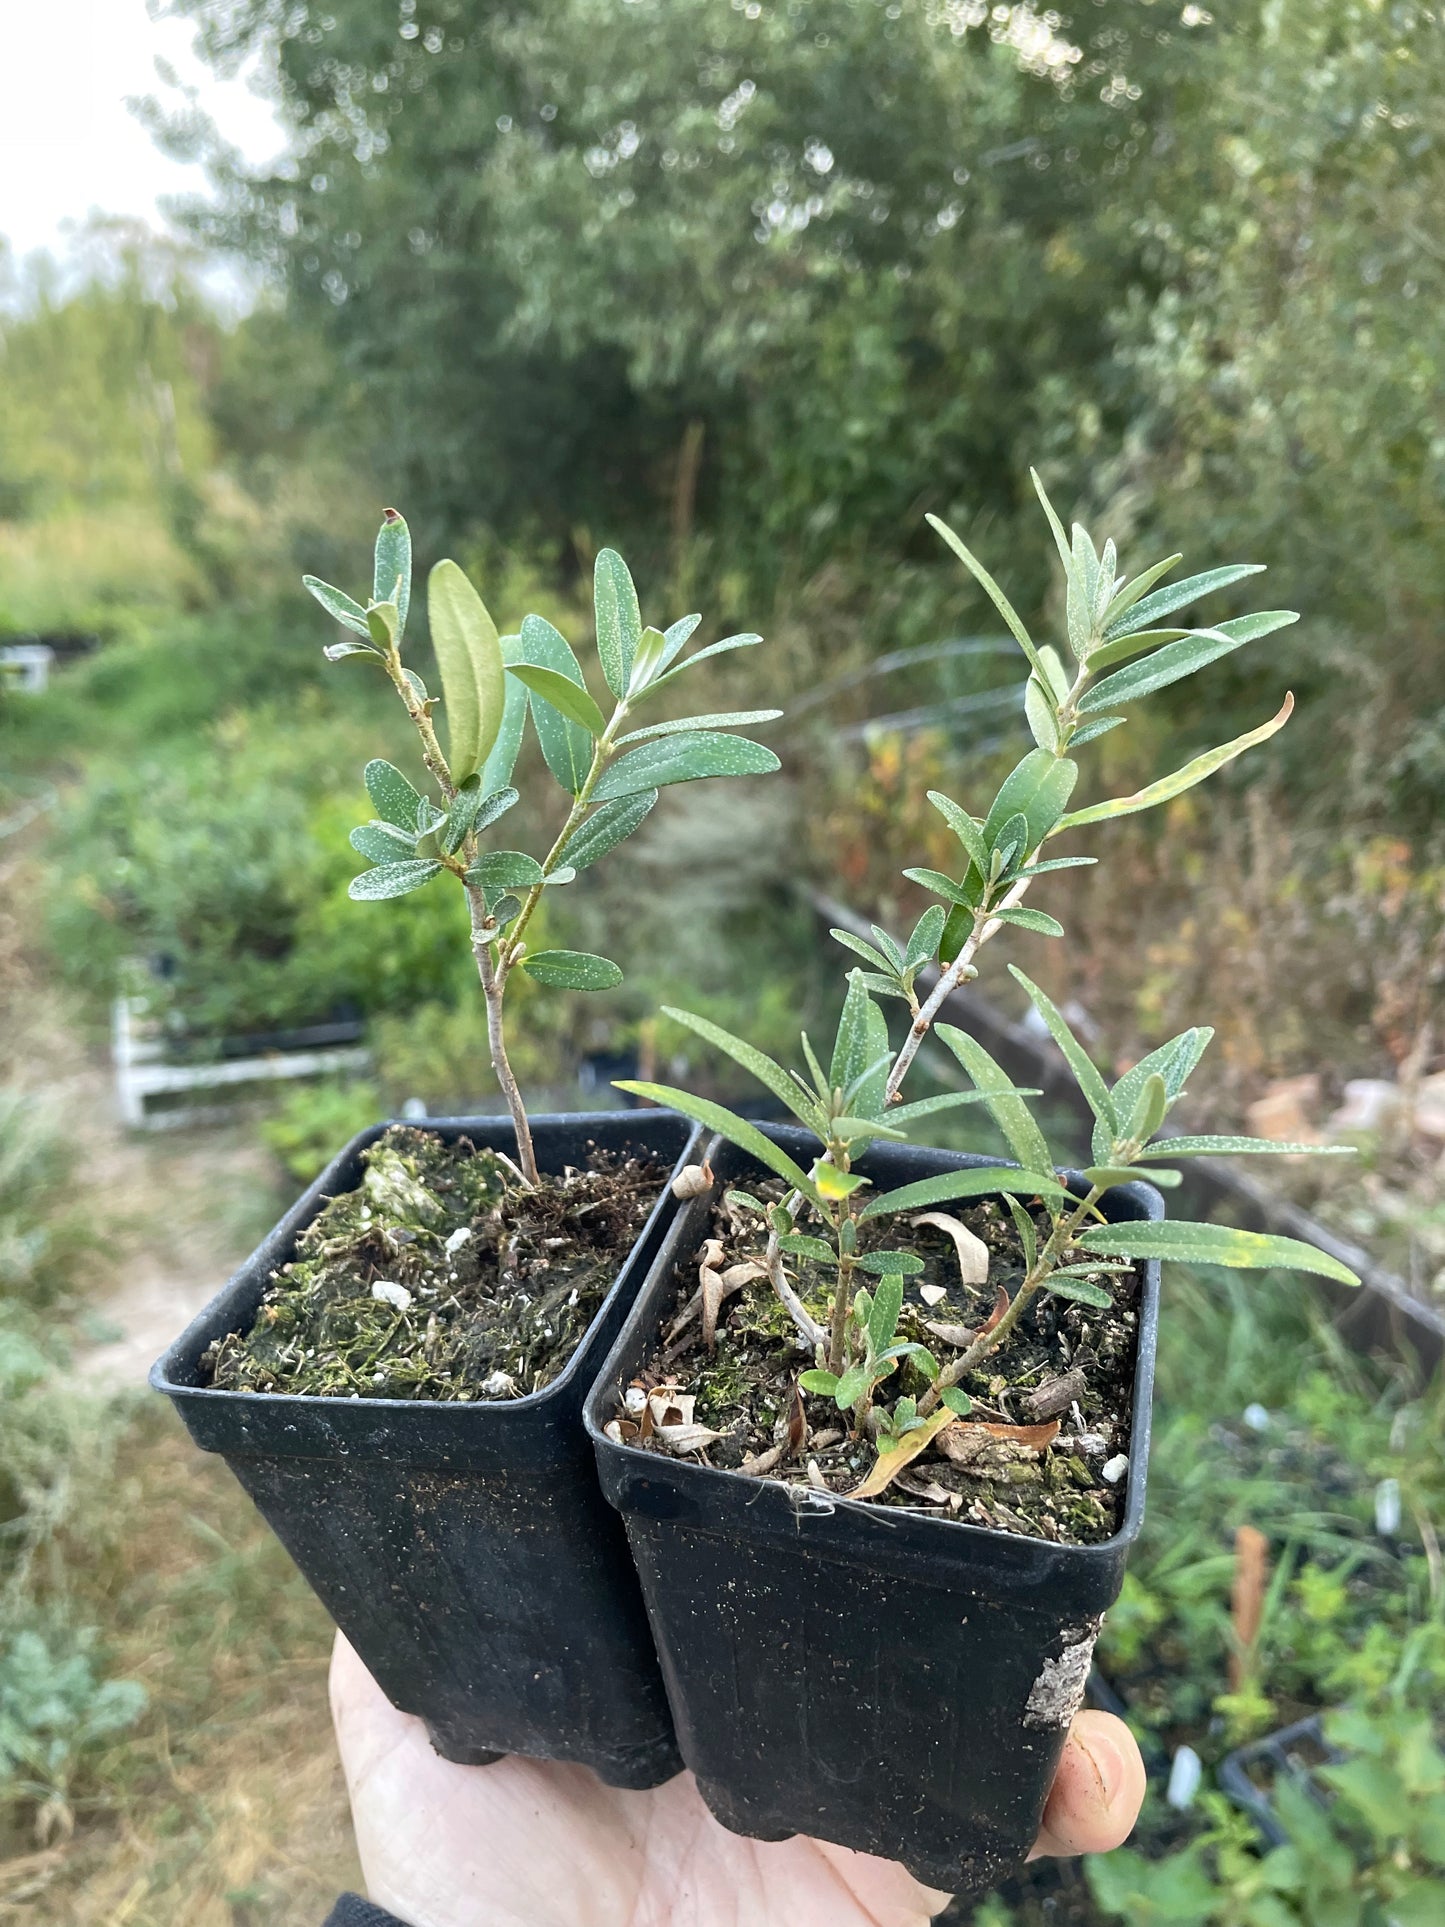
[{"left": 1023, "top": 1617, "right": 1103, "bottom": 1730}]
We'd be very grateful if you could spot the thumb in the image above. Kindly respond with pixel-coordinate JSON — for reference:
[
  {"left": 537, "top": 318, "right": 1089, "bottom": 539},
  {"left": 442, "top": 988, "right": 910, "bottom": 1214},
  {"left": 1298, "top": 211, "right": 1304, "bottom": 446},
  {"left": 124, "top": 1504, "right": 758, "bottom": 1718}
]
[{"left": 1028, "top": 1709, "right": 1146, "bottom": 1860}]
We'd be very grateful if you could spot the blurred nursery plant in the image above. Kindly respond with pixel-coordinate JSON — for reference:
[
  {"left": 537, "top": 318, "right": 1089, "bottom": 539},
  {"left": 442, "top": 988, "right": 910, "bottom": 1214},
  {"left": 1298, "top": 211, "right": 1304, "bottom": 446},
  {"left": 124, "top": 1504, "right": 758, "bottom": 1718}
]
[
  {"left": 619, "top": 477, "right": 1359, "bottom": 1482},
  {"left": 303, "top": 512, "right": 780, "bottom": 1184}
]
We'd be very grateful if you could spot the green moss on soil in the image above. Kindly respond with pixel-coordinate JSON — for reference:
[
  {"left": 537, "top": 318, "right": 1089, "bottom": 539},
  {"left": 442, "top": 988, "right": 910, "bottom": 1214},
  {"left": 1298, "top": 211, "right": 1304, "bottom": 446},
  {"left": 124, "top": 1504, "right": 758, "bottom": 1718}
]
[{"left": 203, "top": 1125, "right": 664, "bottom": 1400}]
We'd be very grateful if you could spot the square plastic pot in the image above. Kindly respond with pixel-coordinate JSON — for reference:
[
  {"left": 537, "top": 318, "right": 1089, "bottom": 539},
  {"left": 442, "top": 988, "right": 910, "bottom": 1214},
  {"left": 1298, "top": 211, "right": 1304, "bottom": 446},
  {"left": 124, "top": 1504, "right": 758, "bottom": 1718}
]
[
  {"left": 585, "top": 1125, "right": 1163, "bottom": 1891},
  {"left": 152, "top": 1110, "right": 699, "bottom": 1788}
]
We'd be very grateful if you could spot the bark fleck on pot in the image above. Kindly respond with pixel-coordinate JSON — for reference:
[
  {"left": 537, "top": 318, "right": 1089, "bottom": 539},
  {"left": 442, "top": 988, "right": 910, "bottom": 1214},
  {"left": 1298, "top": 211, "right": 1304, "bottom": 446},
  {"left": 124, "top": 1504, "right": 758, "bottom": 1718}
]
[
  {"left": 585, "top": 1125, "right": 1162, "bottom": 1892},
  {"left": 152, "top": 1111, "right": 698, "bottom": 1788}
]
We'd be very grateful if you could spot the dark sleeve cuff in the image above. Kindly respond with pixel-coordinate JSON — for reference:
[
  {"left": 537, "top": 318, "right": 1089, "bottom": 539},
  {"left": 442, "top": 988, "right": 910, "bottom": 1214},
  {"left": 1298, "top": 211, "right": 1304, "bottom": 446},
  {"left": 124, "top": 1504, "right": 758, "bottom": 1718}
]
[{"left": 323, "top": 1896, "right": 409, "bottom": 1927}]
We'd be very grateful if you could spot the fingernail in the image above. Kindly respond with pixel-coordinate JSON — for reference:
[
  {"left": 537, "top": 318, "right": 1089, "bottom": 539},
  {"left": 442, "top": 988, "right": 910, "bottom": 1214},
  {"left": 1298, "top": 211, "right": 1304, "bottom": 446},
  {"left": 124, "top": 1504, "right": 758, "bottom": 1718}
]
[{"left": 1074, "top": 1727, "right": 1126, "bottom": 1810}]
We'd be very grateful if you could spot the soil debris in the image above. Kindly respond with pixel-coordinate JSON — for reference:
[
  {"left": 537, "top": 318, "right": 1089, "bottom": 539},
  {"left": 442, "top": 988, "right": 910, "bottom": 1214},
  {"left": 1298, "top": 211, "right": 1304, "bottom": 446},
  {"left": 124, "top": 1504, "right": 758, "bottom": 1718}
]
[{"left": 202, "top": 1126, "right": 664, "bottom": 1401}]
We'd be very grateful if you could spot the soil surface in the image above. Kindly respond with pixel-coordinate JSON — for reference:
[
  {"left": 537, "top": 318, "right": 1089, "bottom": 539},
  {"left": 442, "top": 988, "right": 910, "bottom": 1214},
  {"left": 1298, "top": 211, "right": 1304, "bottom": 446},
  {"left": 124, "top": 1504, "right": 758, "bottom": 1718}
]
[
  {"left": 631, "top": 1178, "right": 1143, "bottom": 1544},
  {"left": 204, "top": 1125, "right": 666, "bottom": 1400}
]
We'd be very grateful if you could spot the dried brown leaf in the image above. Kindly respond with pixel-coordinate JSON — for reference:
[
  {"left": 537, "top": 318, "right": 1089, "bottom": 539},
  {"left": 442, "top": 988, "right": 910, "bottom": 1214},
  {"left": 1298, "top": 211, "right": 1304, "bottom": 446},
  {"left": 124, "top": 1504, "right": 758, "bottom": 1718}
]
[
  {"left": 657, "top": 1422, "right": 726, "bottom": 1455},
  {"left": 847, "top": 1408, "right": 959, "bottom": 1498},
  {"left": 911, "top": 1210, "right": 990, "bottom": 1286}
]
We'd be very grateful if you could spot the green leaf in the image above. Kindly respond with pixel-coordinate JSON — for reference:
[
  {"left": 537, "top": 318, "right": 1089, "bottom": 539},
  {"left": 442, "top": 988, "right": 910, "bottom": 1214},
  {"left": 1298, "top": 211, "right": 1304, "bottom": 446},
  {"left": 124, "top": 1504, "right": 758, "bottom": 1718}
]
[
  {"left": 479, "top": 638, "right": 529, "bottom": 792},
  {"left": 869, "top": 924, "right": 906, "bottom": 970},
  {"left": 617, "top": 709, "right": 782, "bottom": 745},
  {"left": 323, "top": 638, "right": 383, "bottom": 662},
  {"left": 657, "top": 612, "right": 701, "bottom": 672},
  {"left": 365, "top": 601, "right": 399, "bottom": 648},
  {"left": 560, "top": 791, "right": 659, "bottom": 872},
  {"left": 489, "top": 893, "right": 522, "bottom": 928},
  {"left": 1103, "top": 562, "right": 1266, "bottom": 640},
  {"left": 927, "top": 791, "right": 989, "bottom": 874},
  {"left": 626, "top": 624, "right": 671, "bottom": 694},
  {"left": 510, "top": 651, "right": 606, "bottom": 743},
  {"left": 660, "top": 1006, "right": 826, "bottom": 1134},
  {"left": 835, "top": 1363, "right": 871, "bottom": 1411},
  {"left": 593, "top": 548, "right": 643, "bottom": 700},
  {"left": 860, "top": 1165, "right": 1064, "bottom": 1221},
  {"left": 798, "top": 1369, "right": 839, "bottom": 1397},
  {"left": 925, "top": 512, "right": 1047, "bottom": 680},
  {"left": 831, "top": 1115, "right": 906, "bottom": 1145},
  {"left": 1098, "top": 1029, "right": 1213, "bottom": 1165},
  {"left": 1081, "top": 1165, "right": 1181, "bottom": 1190},
  {"left": 830, "top": 929, "right": 897, "bottom": 976},
  {"left": 1025, "top": 676, "right": 1060, "bottom": 752},
  {"left": 1100, "top": 552, "right": 1183, "bottom": 631},
  {"left": 867, "top": 1272, "right": 904, "bottom": 1355},
  {"left": 439, "top": 775, "right": 483, "bottom": 854},
  {"left": 1080, "top": 613, "right": 1298, "bottom": 714},
  {"left": 777, "top": 1232, "right": 836, "bottom": 1262},
  {"left": 813, "top": 1161, "right": 869, "bottom": 1201},
  {"left": 887, "top": 1089, "right": 1040, "bottom": 1126},
  {"left": 642, "top": 631, "right": 763, "bottom": 698},
  {"left": 1068, "top": 715, "right": 1127, "bottom": 747},
  {"left": 303, "top": 575, "right": 372, "bottom": 637},
  {"left": 515, "top": 613, "right": 604, "bottom": 791},
  {"left": 348, "top": 859, "right": 442, "bottom": 900},
  {"left": 903, "top": 905, "right": 947, "bottom": 976},
  {"left": 1083, "top": 626, "right": 1190, "bottom": 674},
  {"left": 1125, "top": 1072, "right": 1170, "bottom": 1144},
  {"left": 466, "top": 850, "right": 545, "bottom": 891},
  {"left": 427, "top": 559, "right": 505, "bottom": 782},
  {"left": 990, "top": 907, "right": 1064, "bottom": 937},
  {"left": 1056, "top": 696, "right": 1295, "bottom": 833},
  {"left": 350, "top": 822, "right": 416, "bottom": 862},
  {"left": 473, "top": 785, "right": 520, "bottom": 833},
  {"left": 1005, "top": 1194, "right": 1037, "bottom": 1270},
  {"left": 903, "top": 867, "right": 972, "bottom": 906},
  {"left": 941, "top": 1387, "right": 974, "bottom": 1417},
  {"left": 799, "top": 1032, "right": 830, "bottom": 1101},
  {"left": 935, "top": 1025, "right": 1054, "bottom": 1174},
  {"left": 1067, "top": 523, "right": 1099, "bottom": 658},
  {"left": 521, "top": 948, "right": 624, "bottom": 991},
  {"left": 374, "top": 510, "right": 412, "bottom": 636},
  {"left": 857, "top": 1250, "right": 926, "bottom": 1275},
  {"left": 1075, "top": 1220, "right": 1361, "bottom": 1285},
  {"left": 364, "top": 759, "right": 426, "bottom": 832},
  {"left": 983, "top": 750, "right": 1079, "bottom": 853},
  {"left": 991, "top": 810, "right": 1031, "bottom": 875},
  {"left": 1042, "top": 1274, "right": 1114, "bottom": 1309},
  {"left": 1009, "top": 967, "right": 1115, "bottom": 1128},
  {"left": 1139, "top": 1135, "right": 1356, "bottom": 1159},
  {"left": 725, "top": 1189, "right": 766, "bottom": 1215},
  {"left": 592, "top": 732, "right": 780, "bottom": 803},
  {"left": 1017, "top": 856, "right": 1097, "bottom": 878},
  {"left": 831, "top": 970, "right": 890, "bottom": 1116}
]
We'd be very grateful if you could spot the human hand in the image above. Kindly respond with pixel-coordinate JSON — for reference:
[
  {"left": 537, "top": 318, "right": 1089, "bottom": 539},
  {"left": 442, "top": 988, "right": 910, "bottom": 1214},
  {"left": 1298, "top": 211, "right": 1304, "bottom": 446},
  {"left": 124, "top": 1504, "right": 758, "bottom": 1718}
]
[{"left": 331, "top": 1632, "right": 1145, "bottom": 1927}]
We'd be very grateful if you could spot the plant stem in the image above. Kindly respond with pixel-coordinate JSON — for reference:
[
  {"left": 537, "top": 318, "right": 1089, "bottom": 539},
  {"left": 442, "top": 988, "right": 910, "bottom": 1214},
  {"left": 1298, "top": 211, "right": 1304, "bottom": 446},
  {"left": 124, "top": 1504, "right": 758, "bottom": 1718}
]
[
  {"left": 468, "top": 884, "right": 539, "bottom": 1186},
  {"left": 917, "top": 1182, "right": 1106, "bottom": 1414},
  {"left": 827, "top": 1240, "right": 857, "bottom": 1376},
  {"left": 884, "top": 873, "right": 1031, "bottom": 1102},
  {"left": 385, "top": 650, "right": 455, "bottom": 799},
  {"left": 765, "top": 1211, "right": 828, "bottom": 1354}
]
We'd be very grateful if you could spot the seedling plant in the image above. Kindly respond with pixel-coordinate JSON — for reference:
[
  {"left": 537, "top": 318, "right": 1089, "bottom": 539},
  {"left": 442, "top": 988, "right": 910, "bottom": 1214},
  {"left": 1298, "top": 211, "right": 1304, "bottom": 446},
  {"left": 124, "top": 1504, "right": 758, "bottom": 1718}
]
[
  {"left": 303, "top": 512, "right": 781, "bottom": 1186},
  {"left": 620, "top": 476, "right": 1361, "bottom": 1497}
]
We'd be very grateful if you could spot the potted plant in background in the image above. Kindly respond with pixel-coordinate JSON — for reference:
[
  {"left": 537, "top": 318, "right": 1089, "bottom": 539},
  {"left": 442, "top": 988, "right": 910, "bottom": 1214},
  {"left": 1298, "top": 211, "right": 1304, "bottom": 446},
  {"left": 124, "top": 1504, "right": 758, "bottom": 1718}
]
[
  {"left": 152, "top": 512, "right": 782, "bottom": 1784},
  {"left": 589, "top": 478, "right": 1361, "bottom": 1889}
]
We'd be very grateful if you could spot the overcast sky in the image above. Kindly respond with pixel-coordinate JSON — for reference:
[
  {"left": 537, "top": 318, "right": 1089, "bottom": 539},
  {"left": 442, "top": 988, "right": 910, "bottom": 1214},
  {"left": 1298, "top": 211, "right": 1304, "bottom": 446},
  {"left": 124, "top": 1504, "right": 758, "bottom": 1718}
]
[{"left": 0, "top": 0, "right": 284, "bottom": 267}]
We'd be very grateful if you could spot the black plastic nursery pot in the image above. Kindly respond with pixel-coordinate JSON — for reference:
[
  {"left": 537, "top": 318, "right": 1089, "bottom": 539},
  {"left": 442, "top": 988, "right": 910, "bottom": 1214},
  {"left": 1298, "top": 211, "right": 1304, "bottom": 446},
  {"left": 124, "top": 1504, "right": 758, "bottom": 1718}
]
[
  {"left": 151, "top": 1110, "right": 699, "bottom": 1788},
  {"left": 585, "top": 1125, "right": 1163, "bottom": 1893}
]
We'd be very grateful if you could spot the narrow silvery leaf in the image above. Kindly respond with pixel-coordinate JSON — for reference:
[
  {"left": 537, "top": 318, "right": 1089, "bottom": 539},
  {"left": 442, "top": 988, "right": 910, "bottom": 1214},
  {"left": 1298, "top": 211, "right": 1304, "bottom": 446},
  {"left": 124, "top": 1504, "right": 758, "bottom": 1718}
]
[
  {"left": 1056, "top": 696, "right": 1294, "bottom": 833},
  {"left": 1025, "top": 676, "right": 1060, "bottom": 751},
  {"left": 983, "top": 750, "right": 1079, "bottom": 852},
  {"left": 466, "top": 850, "right": 545, "bottom": 891},
  {"left": 903, "top": 904, "right": 947, "bottom": 975},
  {"left": 1103, "top": 562, "right": 1266, "bottom": 640},
  {"left": 1005, "top": 1194, "right": 1037, "bottom": 1270},
  {"left": 427, "top": 560, "right": 505, "bottom": 781},
  {"left": 870, "top": 924, "right": 906, "bottom": 970},
  {"left": 374, "top": 509, "right": 412, "bottom": 636},
  {"left": 830, "top": 971, "right": 889, "bottom": 1118},
  {"left": 1126, "top": 1072, "right": 1170, "bottom": 1143},
  {"left": 513, "top": 616, "right": 603, "bottom": 788},
  {"left": 903, "top": 867, "right": 972, "bottom": 906},
  {"left": 592, "top": 732, "right": 780, "bottom": 803},
  {"left": 627, "top": 624, "right": 671, "bottom": 695},
  {"left": 617, "top": 709, "right": 782, "bottom": 745},
  {"left": 1100, "top": 552, "right": 1182, "bottom": 632},
  {"left": 1097, "top": 1028, "right": 1214, "bottom": 1164},
  {"left": 658, "top": 612, "right": 701, "bottom": 672},
  {"left": 927, "top": 791, "right": 989, "bottom": 874},
  {"left": 480, "top": 637, "right": 528, "bottom": 793},
  {"left": 661, "top": 1005, "right": 827, "bottom": 1134},
  {"left": 560, "top": 790, "right": 659, "bottom": 871},
  {"left": 1079, "top": 615, "right": 1298, "bottom": 714},
  {"left": 440, "top": 776, "right": 483, "bottom": 854},
  {"left": 887, "top": 1089, "right": 1041, "bottom": 1126},
  {"left": 364, "top": 759, "right": 425, "bottom": 831},
  {"left": 1139, "top": 1135, "right": 1356, "bottom": 1159},
  {"left": 990, "top": 906, "right": 1064, "bottom": 938},
  {"left": 859, "top": 1165, "right": 1065, "bottom": 1221},
  {"left": 990, "top": 811, "right": 1031, "bottom": 874},
  {"left": 350, "top": 822, "right": 417, "bottom": 863},
  {"left": 325, "top": 639, "right": 382, "bottom": 661},
  {"left": 1042, "top": 1274, "right": 1113, "bottom": 1309},
  {"left": 935, "top": 1024, "right": 1054, "bottom": 1175},
  {"left": 868, "top": 1273, "right": 904, "bottom": 1355},
  {"left": 830, "top": 928, "right": 896, "bottom": 975},
  {"left": 926, "top": 512, "right": 1047, "bottom": 681},
  {"left": 1076, "top": 1220, "right": 1360, "bottom": 1286},
  {"left": 366, "top": 601, "right": 399, "bottom": 649},
  {"left": 1009, "top": 966, "right": 1114, "bottom": 1127},
  {"left": 611, "top": 1081, "right": 823, "bottom": 1203},
  {"left": 593, "top": 548, "right": 643, "bottom": 699},
  {"left": 521, "top": 948, "right": 624, "bottom": 990},
  {"left": 348, "top": 859, "right": 442, "bottom": 900},
  {"left": 1030, "top": 468, "right": 1074, "bottom": 577},
  {"left": 1018, "top": 856, "right": 1097, "bottom": 877},
  {"left": 473, "top": 785, "right": 520, "bottom": 832},
  {"left": 304, "top": 575, "right": 371, "bottom": 637},
  {"left": 642, "top": 631, "right": 763, "bottom": 698},
  {"left": 1069, "top": 715, "right": 1126, "bottom": 747},
  {"left": 1037, "top": 644, "right": 1072, "bottom": 705}
]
